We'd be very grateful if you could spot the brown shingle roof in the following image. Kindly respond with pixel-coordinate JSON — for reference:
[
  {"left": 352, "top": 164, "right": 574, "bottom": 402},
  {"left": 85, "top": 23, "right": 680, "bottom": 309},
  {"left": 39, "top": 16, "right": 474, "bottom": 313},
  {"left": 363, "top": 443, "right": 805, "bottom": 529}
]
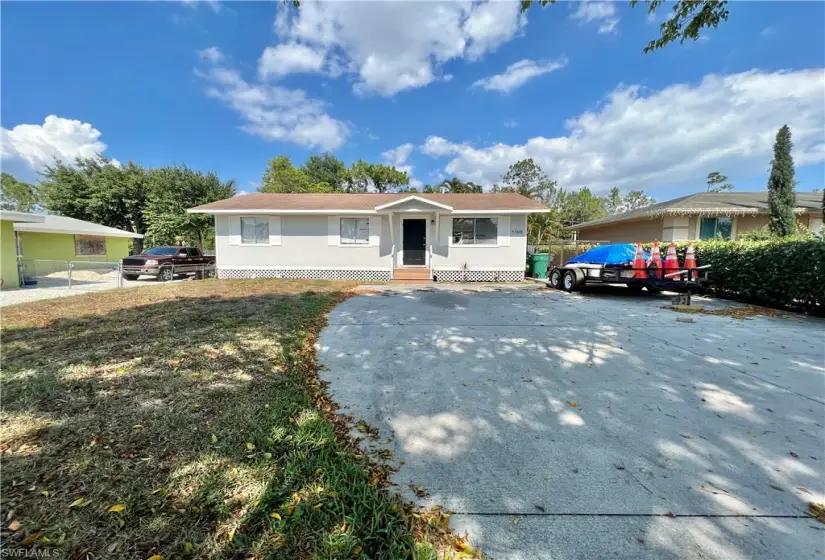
[
  {"left": 570, "top": 191, "right": 823, "bottom": 230},
  {"left": 189, "top": 192, "right": 548, "bottom": 213}
]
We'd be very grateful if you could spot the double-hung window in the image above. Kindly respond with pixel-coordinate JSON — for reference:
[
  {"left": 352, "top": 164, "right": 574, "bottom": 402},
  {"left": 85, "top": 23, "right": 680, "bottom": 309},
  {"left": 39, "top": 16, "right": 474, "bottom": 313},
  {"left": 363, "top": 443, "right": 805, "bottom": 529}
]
[
  {"left": 699, "top": 217, "right": 732, "bottom": 240},
  {"left": 340, "top": 218, "right": 369, "bottom": 245},
  {"left": 452, "top": 217, "right": 498, "bottom": 245},
  {"left": 240, "top": 217, "right": 270, "bottom": 245}
]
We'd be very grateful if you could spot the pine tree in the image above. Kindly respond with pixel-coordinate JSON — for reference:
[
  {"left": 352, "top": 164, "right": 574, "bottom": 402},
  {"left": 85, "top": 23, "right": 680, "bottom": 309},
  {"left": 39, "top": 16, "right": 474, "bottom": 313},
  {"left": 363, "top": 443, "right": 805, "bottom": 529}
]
[{"left": 767, "top": 125, "right": 797, "bottom": 236}]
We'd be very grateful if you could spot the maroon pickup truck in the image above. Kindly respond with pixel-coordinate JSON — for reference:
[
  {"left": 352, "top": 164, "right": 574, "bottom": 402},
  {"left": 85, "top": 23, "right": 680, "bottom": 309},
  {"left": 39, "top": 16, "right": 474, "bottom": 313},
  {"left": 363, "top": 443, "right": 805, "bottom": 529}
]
[{"left": 121, "top": 246, "right": 216, "bottom": 281}]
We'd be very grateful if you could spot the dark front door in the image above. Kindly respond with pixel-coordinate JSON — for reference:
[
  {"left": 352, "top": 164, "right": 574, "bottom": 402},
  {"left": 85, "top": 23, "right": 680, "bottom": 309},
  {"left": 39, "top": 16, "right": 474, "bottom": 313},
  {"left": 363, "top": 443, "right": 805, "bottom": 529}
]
[{"left": 402, "top": 219, "right": 426, "bottom": 265}]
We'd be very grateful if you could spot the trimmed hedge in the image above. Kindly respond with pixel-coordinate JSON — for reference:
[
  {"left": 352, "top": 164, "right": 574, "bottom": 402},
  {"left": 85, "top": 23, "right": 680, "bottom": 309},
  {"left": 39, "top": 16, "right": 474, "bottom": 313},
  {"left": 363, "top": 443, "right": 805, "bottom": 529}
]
[{"left": 643, "top": 238, "right": 825, "bottom": 312}]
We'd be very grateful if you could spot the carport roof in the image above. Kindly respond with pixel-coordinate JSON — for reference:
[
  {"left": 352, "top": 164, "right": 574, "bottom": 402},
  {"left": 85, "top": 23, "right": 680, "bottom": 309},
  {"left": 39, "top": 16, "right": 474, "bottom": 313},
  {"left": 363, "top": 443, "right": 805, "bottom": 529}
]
[
  {"left": 14, "top": 215, "right": 144, "bottom": 238},
  {"left": 189, "top": 192, "right": 550, "bottom": 214}
]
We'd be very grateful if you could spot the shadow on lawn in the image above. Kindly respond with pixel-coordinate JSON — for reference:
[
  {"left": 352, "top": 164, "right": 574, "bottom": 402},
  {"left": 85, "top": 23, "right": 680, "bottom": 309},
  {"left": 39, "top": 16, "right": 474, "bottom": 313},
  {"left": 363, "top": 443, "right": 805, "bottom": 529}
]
[
  {"left": 318, "top": 288, "right": 825, "bottom": 559},
  {"left": 1, "top": 290, "right": 422, "bottom": 559}
]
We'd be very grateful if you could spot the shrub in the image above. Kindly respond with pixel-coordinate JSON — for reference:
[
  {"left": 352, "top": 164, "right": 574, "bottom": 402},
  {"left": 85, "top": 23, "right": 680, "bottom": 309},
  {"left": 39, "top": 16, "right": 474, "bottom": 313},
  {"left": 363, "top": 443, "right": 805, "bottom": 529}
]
[{"left": 644, "top": 238, "right": 825, "bottom": 311}]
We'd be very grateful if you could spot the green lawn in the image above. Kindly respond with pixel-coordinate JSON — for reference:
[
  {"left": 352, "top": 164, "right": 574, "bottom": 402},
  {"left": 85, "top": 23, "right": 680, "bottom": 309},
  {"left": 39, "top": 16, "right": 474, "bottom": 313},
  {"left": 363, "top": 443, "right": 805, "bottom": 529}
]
[{"left": 1, "top": 280, "right": 464, "bottom": 559}]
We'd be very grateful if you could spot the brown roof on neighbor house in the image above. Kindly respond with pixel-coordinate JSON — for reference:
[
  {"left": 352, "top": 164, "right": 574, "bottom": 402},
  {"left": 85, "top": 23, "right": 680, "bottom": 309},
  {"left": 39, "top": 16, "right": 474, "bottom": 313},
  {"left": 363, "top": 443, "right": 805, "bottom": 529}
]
[
  {"left": 189, "top": 192, "right": 548, "bottom": 213},
  {"left": 570, "top": 191, "right": 823, "bottom": 230}
]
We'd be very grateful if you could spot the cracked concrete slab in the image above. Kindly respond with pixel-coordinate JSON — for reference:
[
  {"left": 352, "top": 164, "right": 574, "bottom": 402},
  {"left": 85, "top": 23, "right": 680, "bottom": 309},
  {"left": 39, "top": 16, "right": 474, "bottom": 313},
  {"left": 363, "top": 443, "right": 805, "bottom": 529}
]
[{"left": 318, "top": 287, "right": 825, "bottom": 559}]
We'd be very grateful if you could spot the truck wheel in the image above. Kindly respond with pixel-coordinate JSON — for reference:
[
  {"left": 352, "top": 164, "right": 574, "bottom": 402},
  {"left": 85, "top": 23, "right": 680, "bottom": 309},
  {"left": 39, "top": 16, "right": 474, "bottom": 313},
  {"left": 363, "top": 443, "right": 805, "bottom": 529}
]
[
  {"left": 548, "top": 268, "right": 562, "bottom": 290},
  {"left": 122, "top": 274, "right": 139, "bottom": 281},
  {"left": 562, "top": 270, "right": 578, "bottom": 292},
  {"left": 158, "top": 266, "right": 174, "bottom": 282}
]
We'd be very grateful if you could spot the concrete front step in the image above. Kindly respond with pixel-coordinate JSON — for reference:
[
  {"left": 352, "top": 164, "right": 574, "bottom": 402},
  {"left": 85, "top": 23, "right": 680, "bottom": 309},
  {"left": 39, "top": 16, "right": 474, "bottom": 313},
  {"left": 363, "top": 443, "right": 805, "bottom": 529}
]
[
  {"left": 393, "top": 268, "right": 431, "bottom": 280},
  {"left": 391, "top": 279, "right": 434, "bottom": 284}
]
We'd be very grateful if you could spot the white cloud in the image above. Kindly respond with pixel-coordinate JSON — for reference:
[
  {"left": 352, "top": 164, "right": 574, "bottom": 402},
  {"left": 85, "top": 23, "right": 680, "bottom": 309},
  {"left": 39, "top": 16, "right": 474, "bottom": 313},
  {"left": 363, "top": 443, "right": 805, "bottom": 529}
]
[
  {"left": 504, "top": 120, "right": 518, "bottom": 128},
  {"left": 472, "top": 58, "right": 567, "bottom": 93},
  {"left": 196, "top": 48, "right": 347, "bottom": 150},
  {"left": 258, "top": 42, "right": 325, "bottom": 80},
  {"left": 198, "top": 46, "right": 224, "bottom": 64},
  {"left": 760, "top": 26, "right": 776, "bottom": 37},
  {"left": 1, "top": 115, "right": 112, "bottom": 180},
  {"left": 571, "top": 1, "right": 619, "bottom": 35},
  {"left": 381, "top": 142, "right": 418, "bottom": 185},
  {"left": 182, "top": 0, "right": 221, "bottom": 14},
  {"left": 272, "top": 1, "right": 527, "bottom": 96},
  {"left": 382, "top": 143, "right": 415, "bottom": 167},
  {"left": 420, "top": 69, "right": 825, "bottom": 193}
]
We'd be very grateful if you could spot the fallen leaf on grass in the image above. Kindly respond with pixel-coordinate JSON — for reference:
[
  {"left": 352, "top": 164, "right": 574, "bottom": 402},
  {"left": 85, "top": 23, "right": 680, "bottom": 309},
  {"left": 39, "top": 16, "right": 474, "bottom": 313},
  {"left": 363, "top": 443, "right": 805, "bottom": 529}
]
[
  {"left": 40, "top": 490, "right": 49, "bottom": 497},
  {"left": 183, "top": 542, "right": 193, "bottom": 553},
  {"left": 20, "top": 533, "right": 39, "bottom": 546},
  {"left": 270, "top": 513, "right": 281, "bottom": 520},
  {"left": 211, "top": 434, "right": 217, "bottom": 443},
  {"left": 132, "top": 425, "right": 144, "bottom": 430},
  {"left": 245, "top": 442, "right": 255, "bottom": 450},
  {"left": 148, "top": 556, "right": 164, "bottom": 560},
  {"left": 108, "top": 504, "right": 126, "bottom": 513},
  {"left": 68, "top": 497, "right": 91, "bottom": 509},
  {"left": 8, "top": 520, "right": 21, "bottom": 531},
  {"left": 352, "top": 546, "right": 362, "bottom": 554}
]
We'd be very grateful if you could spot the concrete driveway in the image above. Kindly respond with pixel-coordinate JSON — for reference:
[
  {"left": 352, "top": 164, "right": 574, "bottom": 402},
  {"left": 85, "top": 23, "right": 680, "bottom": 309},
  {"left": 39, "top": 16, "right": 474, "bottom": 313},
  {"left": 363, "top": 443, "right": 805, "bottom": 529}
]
[{"left": 318, "top": 287, "right": 825, "bottom": 559}]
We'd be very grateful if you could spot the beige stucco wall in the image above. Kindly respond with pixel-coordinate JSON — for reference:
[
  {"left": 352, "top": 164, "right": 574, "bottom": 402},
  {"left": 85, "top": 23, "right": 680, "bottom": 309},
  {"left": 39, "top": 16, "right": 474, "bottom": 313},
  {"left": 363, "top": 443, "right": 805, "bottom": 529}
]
[
  {"left": 578, "top": 212, "right": 821, "bottom": 242},
  {"left": 576, "top": 218, "right": 664, "bottom": 243},
  {"left": 215, "top": 213, "right": 528, "bottom": 271}
]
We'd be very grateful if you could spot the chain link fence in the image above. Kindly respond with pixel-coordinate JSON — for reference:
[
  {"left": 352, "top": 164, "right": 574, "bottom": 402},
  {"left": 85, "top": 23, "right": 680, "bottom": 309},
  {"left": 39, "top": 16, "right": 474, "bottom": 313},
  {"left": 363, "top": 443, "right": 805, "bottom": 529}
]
[
  {"left": 19, "top": 258, "right": 123, "bottom": 290},
  {"left": 19, "top": 258, "right": 217, "bottom": 291}
]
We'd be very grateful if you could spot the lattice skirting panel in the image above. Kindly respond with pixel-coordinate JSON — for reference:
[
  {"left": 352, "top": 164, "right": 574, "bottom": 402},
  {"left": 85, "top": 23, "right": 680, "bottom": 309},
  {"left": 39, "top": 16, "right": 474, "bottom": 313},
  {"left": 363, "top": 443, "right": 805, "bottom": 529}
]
[
  {"left": 433, "top": 269, "right": 525, "bottom": 282},
  {"left": 219, "top": 268, "right": 392, "bottom": 282}
]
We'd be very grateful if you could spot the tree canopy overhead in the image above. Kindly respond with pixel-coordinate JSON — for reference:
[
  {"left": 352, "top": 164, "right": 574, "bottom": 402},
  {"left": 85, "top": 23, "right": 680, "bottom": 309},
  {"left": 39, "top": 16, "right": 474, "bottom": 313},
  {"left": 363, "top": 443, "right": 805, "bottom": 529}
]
[
  {"left": 520, "top": 0, "right": 730, "bottom": 53},
  {"left": 0, "top": 173, "right": 39, "bottom": 212},
  {"left": 259, "top": 154, "right": 409, "bottom": 194},
  {"left": 38, "top": 156, "right": 233, "bottom": 253}
]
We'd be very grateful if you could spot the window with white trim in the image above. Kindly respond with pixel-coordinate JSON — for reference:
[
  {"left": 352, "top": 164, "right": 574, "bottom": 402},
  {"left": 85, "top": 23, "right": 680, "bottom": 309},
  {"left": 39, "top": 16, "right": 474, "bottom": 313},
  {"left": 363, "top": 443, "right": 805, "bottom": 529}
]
[
  {"left": 699, "top": 217, "right": 732, "bottom": 240},
  {"left": 240, "top": 217, "right": 270, "bottom": 244},
  {"left": 340, "top": 218, "right": 369, "bottom": 245},
  {"left": 452, "top": 217, "right": 498, "bottom": 245},
  {"left": 75, "top": 235, "right": 106, "bottom": 256}
]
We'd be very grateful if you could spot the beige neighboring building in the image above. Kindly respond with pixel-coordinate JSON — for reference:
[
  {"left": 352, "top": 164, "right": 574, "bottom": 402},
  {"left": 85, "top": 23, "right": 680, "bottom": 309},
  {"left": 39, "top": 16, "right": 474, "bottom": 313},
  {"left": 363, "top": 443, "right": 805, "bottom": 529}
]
[{"left": 569, "top": 192, "right": 823, "bottom": 243}]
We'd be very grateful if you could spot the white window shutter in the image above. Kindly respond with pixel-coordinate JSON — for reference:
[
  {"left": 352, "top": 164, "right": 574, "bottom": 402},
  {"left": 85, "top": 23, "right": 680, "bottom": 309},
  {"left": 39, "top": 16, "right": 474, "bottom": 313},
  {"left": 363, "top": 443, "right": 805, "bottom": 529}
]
[
  {"left": 269, "top": 216, "right": 281, "bottom": 246},
  {"left": 328, "top": 216, "right": 339, "bottom": 246},
  {"left": 498, "top": 216, "right": 510, "bottom": 246},
  {"left": 369, "top": 216, "right": 381, "bottom": 247},
  {"left": 229, "top": 216, "right": 241, "bottom": 246},
  {"left": 445, "top": 217, "right": 453, "bottom": 245}
]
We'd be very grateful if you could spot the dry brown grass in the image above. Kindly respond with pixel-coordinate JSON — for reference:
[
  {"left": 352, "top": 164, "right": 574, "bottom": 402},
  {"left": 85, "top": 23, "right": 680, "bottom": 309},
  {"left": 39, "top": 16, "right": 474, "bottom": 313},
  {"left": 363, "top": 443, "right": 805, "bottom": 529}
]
[{"left": 0, "top": 279, "right": 455, "bottom": 559}]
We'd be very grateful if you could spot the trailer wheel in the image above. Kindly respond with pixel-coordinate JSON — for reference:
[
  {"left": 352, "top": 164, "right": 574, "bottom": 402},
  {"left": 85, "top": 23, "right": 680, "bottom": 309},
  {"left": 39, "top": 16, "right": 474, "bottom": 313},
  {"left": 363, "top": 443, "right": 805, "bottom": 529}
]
[
  {"left": 548, "top": 268, "right": 562, "bottom": 290},
  {"left": 562, "top": 270, "right": 578, "bottom": 292}
]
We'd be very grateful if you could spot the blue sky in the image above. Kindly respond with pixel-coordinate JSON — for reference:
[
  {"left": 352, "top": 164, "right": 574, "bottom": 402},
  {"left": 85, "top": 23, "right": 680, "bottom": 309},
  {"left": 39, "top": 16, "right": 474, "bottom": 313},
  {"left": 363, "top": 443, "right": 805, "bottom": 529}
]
[{"left": 2, "top": 1, "right": 824, "bottom": 200}]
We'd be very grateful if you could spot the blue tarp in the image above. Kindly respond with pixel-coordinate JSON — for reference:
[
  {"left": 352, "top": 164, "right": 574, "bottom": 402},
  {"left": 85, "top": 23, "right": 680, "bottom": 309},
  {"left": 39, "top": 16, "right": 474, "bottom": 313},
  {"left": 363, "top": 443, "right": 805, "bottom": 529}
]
[{"left": 567, "top": 244, "right": 649, "bottom": 266}]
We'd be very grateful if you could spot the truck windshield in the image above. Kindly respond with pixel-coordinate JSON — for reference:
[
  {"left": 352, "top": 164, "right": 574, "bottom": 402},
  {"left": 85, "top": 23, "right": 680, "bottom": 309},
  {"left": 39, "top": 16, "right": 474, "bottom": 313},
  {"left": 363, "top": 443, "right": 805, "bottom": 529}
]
[{"left": 143, "top": 247, "right": 178, "bottom": 256}]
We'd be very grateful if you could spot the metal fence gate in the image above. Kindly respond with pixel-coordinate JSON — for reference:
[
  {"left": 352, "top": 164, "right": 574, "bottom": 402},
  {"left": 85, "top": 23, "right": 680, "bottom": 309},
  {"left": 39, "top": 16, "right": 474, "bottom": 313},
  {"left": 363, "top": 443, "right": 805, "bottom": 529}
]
[{"left": 19, "top": 258, "right": 123, "bottom": 290}]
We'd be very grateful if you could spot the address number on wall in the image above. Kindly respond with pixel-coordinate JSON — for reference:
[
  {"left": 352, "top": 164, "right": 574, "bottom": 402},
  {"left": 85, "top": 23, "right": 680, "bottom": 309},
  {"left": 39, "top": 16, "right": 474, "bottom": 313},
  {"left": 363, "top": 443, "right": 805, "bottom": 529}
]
[{"left": 511, "top": 229, "right": 524, "bottom": 235}]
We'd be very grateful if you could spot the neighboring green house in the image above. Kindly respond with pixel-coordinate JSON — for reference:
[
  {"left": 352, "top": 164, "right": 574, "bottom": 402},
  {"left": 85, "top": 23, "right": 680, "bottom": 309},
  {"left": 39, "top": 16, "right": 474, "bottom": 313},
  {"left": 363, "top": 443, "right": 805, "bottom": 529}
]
[
  {"left": 0, "top": 211, "right": 143, "bottom": 289},
  {"left": 1, "top": 211, "right": 45, "bottom": 289}
]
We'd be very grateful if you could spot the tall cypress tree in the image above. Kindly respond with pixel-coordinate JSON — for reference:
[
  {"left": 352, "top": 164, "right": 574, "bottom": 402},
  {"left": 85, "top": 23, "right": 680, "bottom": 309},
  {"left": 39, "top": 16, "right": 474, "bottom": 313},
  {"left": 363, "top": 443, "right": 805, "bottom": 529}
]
[{"left": 767, "top": 125, "right": 797, "bottom": 236}]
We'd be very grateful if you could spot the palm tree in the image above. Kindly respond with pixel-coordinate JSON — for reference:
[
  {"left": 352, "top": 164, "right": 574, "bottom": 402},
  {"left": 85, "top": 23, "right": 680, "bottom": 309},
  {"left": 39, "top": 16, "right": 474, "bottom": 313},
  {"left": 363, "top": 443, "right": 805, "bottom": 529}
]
[{"left": 441, "top": 177, "right": 483, "bottom": 193}]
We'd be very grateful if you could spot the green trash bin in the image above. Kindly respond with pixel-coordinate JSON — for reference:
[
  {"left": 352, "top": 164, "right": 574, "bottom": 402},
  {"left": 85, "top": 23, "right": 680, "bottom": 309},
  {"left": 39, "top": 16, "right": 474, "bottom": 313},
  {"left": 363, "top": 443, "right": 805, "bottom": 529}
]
[{"left": 528, "top": 253, "right": 550, "bottom": 279}]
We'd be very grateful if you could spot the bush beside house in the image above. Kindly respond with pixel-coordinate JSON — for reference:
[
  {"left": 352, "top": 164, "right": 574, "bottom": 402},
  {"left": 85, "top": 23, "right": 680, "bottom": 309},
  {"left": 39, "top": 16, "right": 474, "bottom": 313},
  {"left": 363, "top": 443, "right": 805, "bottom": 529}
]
[{"left": 643, "top": 238, "right": 824, "bottom": 312}]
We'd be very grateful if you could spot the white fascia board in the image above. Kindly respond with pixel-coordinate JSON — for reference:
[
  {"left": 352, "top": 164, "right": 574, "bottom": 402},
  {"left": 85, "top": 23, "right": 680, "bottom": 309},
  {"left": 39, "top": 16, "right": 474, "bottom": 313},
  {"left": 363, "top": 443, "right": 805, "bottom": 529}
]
[
  {"left": 188, "top": 209, "right": 377, "bottom": 215},
  {"left": 13, "top": 225, "right": 143, "bottom": 238},
  {"left": 455, "top": 208, "right": 551, "bottom": 215}
]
